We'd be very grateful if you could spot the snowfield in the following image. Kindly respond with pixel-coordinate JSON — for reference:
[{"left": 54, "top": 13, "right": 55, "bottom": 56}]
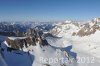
[{"left": 48, "top": 19, "right": 100, "bottom": 66}]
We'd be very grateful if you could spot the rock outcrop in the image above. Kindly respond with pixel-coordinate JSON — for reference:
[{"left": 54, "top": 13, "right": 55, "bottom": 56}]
[{"left": 5, "top": 28, "right": 49, "bottom": 51}]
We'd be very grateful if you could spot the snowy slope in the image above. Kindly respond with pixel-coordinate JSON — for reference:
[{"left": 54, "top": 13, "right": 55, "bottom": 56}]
[
  {"left": 0, "top": 53, "right": 8, "bottom": 66},
  {"left": 48, "top": 19, "right": 100, "bottom": 66},
  {"left": 0, "top": 39, "right": 77, "bottom": 66}
]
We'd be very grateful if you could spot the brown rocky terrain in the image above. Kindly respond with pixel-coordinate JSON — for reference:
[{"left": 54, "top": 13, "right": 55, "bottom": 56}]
[
  {"left": 72, "top": 22, "right": 100, "bottom": 37},
  {"left": 5, "top": 28, "right": 49, "bottom": 51}
]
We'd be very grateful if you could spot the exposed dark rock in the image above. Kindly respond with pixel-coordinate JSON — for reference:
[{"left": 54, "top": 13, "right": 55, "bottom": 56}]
[
  {"left": 5, "top": 28, "right": 49, "bottom": 51},
  {"left": 72, "top": 22, "right": 100, "bottom": 37},
  {"left": 0, "top": 31, "right": 16, "bottom": 36},
  {"left": 7, "top": 47, "right": 17, "bottom": 52},
  {"left": 43, "top": 64, "right": 50, "bottom": 66}
]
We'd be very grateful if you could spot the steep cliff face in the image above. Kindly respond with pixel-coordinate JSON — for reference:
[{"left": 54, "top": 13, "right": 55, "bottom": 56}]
[{"left": 4, "top": 28, "right": 49, "bottom": 52}]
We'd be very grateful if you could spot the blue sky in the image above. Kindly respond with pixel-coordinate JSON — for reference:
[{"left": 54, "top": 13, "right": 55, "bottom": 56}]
[{"left": 0, "top": 0, "right": 100, "bottom": 22}]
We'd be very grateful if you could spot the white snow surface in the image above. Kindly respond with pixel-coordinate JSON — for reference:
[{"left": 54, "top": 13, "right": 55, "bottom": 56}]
[{"left": 8, "top": 37, "right": 27, "bottom": 40}]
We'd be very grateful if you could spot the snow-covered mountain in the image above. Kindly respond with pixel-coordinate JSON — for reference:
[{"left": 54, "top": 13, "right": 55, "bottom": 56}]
[
  {"left": 0, "top": 26, "right": 76, "bottom": 66},
  {"left": 0, "top": 18, "right": 100, "bottom": 66},
  {"left": 50, "top": 18, "right": 100, "bottom": 37},
  {"left": 48, "top": 18, "right": 100, "bottom": 66}
]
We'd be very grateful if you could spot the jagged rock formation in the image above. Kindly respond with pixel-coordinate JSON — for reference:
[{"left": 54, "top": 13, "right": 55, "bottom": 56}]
[
  {"left": 5, "top": 28, "right": 49, "bottom": 51},
  {"left": 72, "top": 22, "right": 100, "bottom": 36},
  {"left": 6, "top": 37, "right": 36, "bottom": 50},
  {"left": 50, "top": 19, "right": 100, "bottom": 37}
]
